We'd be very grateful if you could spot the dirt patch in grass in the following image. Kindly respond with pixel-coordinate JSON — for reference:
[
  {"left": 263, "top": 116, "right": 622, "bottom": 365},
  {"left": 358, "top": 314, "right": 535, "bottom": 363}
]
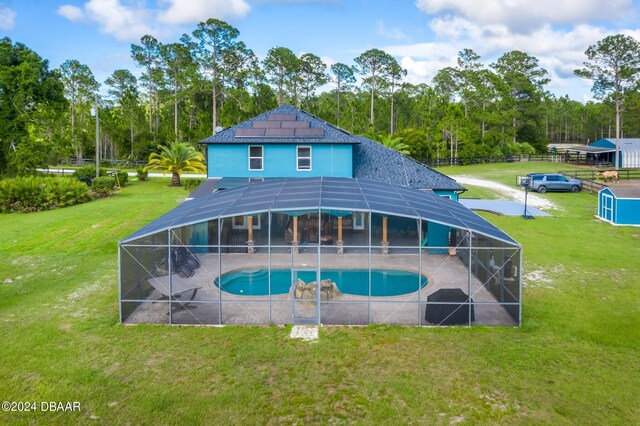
[
  {"left": 523, "top": 270, "right": 555, "bottom": 288},
  {"left": 451, "top": 176, "right": 559, "bottom": 210}
]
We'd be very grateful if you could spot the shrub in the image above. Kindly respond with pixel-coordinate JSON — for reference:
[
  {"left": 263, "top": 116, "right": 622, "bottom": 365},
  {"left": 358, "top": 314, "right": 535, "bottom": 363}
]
[
  {"left": 91, "top": 176, "right": 117, "bottom": 198},
  {"left": 0, "top": 176, "right": 91, "bottom": 213},
  {"left": 183, "top": 178, "right": 205, "bottom": 192},
  {"left": 112, "top": 170, "right": 128, "bottom": 187},
  {"left": 73, "top": 165, "right": 106, "bottom": 185},
  {"left": 136, "top": 167, "right": 148, "bottom": 181}
]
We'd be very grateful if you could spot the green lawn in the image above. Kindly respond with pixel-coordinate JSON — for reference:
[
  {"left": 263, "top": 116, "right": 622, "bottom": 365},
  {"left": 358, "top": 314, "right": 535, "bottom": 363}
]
[{"left": 1, "top": 167, "right": 639, "bottom": 424}]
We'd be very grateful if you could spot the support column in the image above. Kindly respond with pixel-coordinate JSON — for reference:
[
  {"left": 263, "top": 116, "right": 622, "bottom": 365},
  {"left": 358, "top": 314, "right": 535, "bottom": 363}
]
[
  {"left": 292, "top": 216, "right": 299, "bottom": 254},
  {"left": 381, "top": 216, "right": 389, "bottom": 254},
  {"left": 337, "top": 216, "right": 344, "bottom": 255},
  {"left": 247, "top": 216, "right": 255, "bottom": 254}
]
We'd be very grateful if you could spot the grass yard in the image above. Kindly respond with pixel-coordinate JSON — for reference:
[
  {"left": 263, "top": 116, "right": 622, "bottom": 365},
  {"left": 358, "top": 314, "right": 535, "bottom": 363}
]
[{"left": 1, "top": 165, "right": 639, "bottom": 424}]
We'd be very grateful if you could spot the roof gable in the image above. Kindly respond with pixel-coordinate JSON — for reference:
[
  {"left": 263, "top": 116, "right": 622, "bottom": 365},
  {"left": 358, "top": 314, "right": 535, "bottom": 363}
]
[
  {"left": 200, "top": 104, "right": 360, "bottom": 145},
  {"left": 591, "top": 138, "right": 640, "bottom": 149},
  {"left": 352, "top": 136, "right": 466, "bottom": 191}
]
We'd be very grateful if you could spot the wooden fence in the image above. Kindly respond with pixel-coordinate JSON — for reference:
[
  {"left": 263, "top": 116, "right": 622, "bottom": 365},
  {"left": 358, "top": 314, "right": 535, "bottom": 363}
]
[
  {"left": 57, "top": 158, "right": 147, "bottom": 168},
  {"left": 557, "top": 169, "right": 640, "bottom": 181},
  {"left": 428, "top": 154, "right": 565, "bottom": 167},
  {"left": 427, "top": 152, "right": 617, "bottom": 167}
]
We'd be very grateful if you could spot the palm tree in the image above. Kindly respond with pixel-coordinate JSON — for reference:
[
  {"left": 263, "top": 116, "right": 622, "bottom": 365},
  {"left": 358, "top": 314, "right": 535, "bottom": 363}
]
[
  {"left": 144, "top": 142, "right": 206, "bottom": 186},
  {"left": 379, "top": 135, "right": 411, "bottom": 155}
]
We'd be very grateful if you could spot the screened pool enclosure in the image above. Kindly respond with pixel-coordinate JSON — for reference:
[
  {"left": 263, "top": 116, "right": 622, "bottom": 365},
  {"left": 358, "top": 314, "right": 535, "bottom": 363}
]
[{"left": 119, "top": 178, "right": 522, "bottom": 326}]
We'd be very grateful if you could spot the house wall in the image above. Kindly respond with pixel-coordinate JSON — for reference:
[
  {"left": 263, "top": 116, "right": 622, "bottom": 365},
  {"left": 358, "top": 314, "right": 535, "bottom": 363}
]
[
  {"left": 427, "top": 222, "right": 450, "bottom": 254},
  {"left": 616, "top": 199, "right": 640, "bottom": 225},
  {"left": 207, "top": 144, "right": 352, "bottom": 178}
]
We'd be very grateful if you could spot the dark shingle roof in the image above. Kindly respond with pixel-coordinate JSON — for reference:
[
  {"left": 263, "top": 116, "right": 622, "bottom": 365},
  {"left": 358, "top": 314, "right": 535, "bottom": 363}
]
[
  {"left": 353, "top": 136, "right": 466, "bottom": 192},
  {"left": 199, "top": 104, "right": 360, "bottom": 145}
]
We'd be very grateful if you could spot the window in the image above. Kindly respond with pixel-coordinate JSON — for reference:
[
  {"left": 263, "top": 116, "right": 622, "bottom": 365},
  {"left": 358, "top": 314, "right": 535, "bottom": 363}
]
[
  {"left": 353, "top": 212, "right": 365, "bottom": 230},
  {"left": 249, "top": 146, "right": 263, "bottom": 171},
  {"left": 438, "top": 194, "right": 452, "bottom": 199},
  {"left": 232, "top": 215, "right": 261, "bottom": 230},
  {"left": 297, "top": 146, "right": 311, "bottom": 171}
]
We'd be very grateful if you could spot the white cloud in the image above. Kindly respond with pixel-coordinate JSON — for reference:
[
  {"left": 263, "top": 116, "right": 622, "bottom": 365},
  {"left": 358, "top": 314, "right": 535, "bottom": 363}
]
[
  {"left": 0, "top": 5, "right": 16, "bottom": 30},
  {"left": 385, "top": 15, "right": 640, "bottom": 98},
  {"left": 254, "top": 0, "right": 339, "bottom": 3},
  {"left": 58, "top": 0, "right": 254, "bottom": 41},
  {"left": 157, "top": 0, "right": 251, "bottom": 25},
  {"left": 57, "top": 0, "right": 158, "bottom": 41},
  {"left": 376, "top": 20, "right": 411, "bottom": 42},
  {"left": 57, "top": 5, "right": 85, "bottom": 22},
  {"left": 85, "top": 0, "right": 159, "bottom": 41},
  {"left": 400, "top": 56, "right": 450, "bottom": 83},
  {"left": 415, "top": 0, "right": 634, "bottom": 32},
  {"left": 320, "top": 55, "right": 337, "bottom": 67}
]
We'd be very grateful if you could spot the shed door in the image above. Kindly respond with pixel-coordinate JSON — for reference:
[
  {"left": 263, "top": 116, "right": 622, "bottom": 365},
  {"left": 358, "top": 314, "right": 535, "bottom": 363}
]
[{"left": 602, "top": 194, "right": 614, "bottom": 222}]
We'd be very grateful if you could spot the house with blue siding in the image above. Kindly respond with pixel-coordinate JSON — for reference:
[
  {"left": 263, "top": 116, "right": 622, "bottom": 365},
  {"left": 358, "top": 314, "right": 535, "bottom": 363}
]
[
  {"left": 200, "top": 104, "right": 465, "bottom": 196},
  {"left": 201, "top": 106, "right": 357, "bottom": 179},
  {"left": 198, "top": 104, "right": 467, "bottom": 251},
  {"left": 119, "top": 104, "right": 523, "bottom": 327}
]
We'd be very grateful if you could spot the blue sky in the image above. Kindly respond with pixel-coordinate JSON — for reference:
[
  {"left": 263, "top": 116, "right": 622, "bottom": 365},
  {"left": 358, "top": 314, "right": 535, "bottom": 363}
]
[{"left": 2, "top": 0, "right": 640, "bottom": 101}]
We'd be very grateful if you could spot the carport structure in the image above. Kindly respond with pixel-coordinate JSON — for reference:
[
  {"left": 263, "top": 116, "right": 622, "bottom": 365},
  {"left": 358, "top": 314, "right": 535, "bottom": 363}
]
[{"left": 119, "top": 178, "right": 522, "bottom": 326}]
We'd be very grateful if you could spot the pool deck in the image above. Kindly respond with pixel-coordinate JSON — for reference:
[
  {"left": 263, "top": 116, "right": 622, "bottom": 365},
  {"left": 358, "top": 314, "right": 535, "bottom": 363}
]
[{"left": 125, "top": 252, "right": 518, "bottom": 326}]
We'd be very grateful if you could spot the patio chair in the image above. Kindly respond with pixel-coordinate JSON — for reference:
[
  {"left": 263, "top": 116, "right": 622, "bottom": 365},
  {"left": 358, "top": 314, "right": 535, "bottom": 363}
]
[
  {"left": 174, "top": 247, "right": 201, "bottom": 270},
  {"left": 147, "top": 274, "right": 201, "bottom": 308},
  {"left": 170, "top": 248, "right": 199, "bottom": 278}
]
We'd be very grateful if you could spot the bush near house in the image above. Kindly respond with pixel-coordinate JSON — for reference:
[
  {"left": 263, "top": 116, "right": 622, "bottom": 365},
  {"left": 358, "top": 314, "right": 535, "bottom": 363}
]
[
  {"left": 136, "top": 167, "right": 148, "bottom": 181},
  {"left": 112, "top": 171, "right": 128, "bottom": 187},
  {"left": 72, "top": 165, "right": 106, "bottom": 185},
  {"left": 91, "top": 176, "right": 117, "bottom": 198},
  {"left": 183, "top": 177, "right": 205, "bottom": 192},
  {"left": 0, "top": 176, "right": 91, "bottom": 213}
]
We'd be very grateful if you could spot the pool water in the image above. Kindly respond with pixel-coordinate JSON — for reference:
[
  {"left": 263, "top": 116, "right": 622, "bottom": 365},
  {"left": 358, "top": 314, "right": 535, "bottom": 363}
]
[{"left": 215, "top": 269, "right": 427, "bottom": 297}]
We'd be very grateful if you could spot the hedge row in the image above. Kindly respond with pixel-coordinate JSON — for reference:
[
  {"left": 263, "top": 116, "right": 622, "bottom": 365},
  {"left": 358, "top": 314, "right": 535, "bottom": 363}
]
[
  {"left": 0, "top": 176, "right": 92, "bottom": 213},
  {"left": 72, "top": 166, "right": 128, "bottom": 187}
]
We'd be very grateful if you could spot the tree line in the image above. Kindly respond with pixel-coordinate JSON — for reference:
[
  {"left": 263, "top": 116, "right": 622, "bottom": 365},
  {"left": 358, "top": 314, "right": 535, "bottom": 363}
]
[{"left": 2, "top": 18, "right": 640, "bottom": 176}]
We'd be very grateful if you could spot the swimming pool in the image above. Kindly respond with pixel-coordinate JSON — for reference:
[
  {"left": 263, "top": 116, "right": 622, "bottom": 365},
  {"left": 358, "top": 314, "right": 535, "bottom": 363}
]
[{"left": 215, "top": 269, "right": 427, "bottom": 297}]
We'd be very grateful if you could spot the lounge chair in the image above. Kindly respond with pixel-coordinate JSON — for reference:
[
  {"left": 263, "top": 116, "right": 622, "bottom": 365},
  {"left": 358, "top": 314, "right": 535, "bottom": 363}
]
[{"left": 147, "top": 274, "right": 201, "bottom": 307}]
